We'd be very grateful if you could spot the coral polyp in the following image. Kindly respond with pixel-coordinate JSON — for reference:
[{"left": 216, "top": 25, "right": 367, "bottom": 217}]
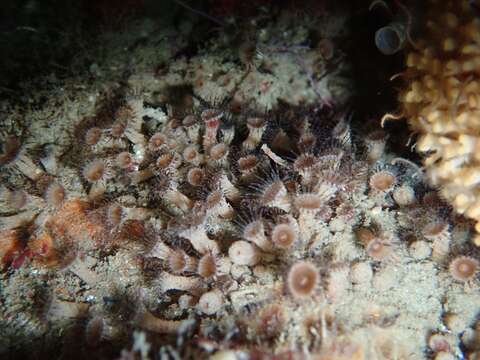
[{"left": 286, "top": 261, "right": 320, "bottom": 299}]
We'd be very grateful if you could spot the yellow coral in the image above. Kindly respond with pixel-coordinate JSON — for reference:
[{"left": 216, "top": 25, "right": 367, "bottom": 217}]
[{"left": 398, "top": 0, "right": 480, "bottom": 244}]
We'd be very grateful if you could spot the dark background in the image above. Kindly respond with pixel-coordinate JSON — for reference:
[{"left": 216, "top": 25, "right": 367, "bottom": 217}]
[{"left": 0, "top": 0, "right": 409, "bottom": 151}]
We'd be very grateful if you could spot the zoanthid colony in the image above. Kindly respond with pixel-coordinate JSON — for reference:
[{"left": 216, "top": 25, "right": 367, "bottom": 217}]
[{"left": 0, "top": 3, "right": 479, "bottom": 359}]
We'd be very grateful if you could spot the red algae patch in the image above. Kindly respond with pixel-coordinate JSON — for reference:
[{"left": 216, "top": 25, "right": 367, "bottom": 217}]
[
  {"left": 0, "top": 229, "right": 25, "bottom": 269},
  {"left": 29, "top": 199, "right": 106, "bottom": 267}
]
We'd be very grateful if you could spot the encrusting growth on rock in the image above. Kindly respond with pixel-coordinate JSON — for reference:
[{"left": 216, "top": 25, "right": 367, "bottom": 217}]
[{"left": 1, "top": 90, "right": 477, "bottom": 357}]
